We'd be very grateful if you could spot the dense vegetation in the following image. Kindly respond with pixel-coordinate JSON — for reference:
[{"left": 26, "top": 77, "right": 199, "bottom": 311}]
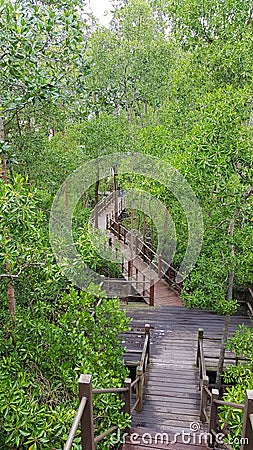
[{"left": 0, "top": 0, "right": 252, "bottom": 448}]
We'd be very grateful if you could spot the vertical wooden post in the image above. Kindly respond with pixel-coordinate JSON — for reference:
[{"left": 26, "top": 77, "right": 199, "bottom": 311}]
[
  {"left": 145, "top": 324, "right": 151, "bottom": 364},
  {"left": 200, "top": 375, "right": 209, "bottom": 422},
  {"left": 94, "top": 204, "right": 98, "bottom": 229},
  {"left": 150, "top": 280, "right": 154, "bottom": 306},
  {"left": 158, "top": 255, "right": 162, "bottom": 278},
  {"left": 118, "top": 222, "right": 121, "bottom": 240},
  {"left": 124, "top": 228, "right": 127, "bottom": 244},
  {"left": 143, "top": 243, "right": 146, "bottom": 262},
  {"left": 241, "top": 390, "right": 253, "bottom": 450},
  {"left": 128, "top": 260, "right": 132, "bottom": 278},
  {"left": 106, "top": 214, "right": 109, "bottom": 229},
  {"left": 123, "top": 378, "right": 132, "bottom": 417},
  {"left": 136, "top": 366, "right": 143, "bottom": 412},
  {"left": 143, "top": 274, "right": 146, "bottom": 293},
  {"left": 79, "top": 374, "right": 95, "bottom": 450},
  {"left": 113, "top": 166, "right": 118, "bottom": 223},
  {"left": 167, "top": 267, "right": 171, "bottom": 286},
  {"left": 135, "top": 235, "right": 138, "bottom": 254},
  {"left": 196, "top": 328, "right": 204, "bottom": 367},
  {"left": 208, "top": 389, "right": 219, "bottom": 448}
]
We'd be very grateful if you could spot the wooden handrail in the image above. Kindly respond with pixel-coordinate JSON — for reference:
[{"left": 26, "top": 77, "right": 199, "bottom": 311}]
[
  {"left": 214, "top": 399, "right": 245, "bottom": 409},
  {"left": 92, "top": 387, "right": 128, "bottom": 394},
  {"left": 94, "top": 426, "right": 118, "bottom": 444},
  {"left": 64, "top": 396, "right": 87, "bottom": 450},
  {"left": 64, "top": 325, "right": 151, "bottom": 448},
  {"left": 196, "top": 329, "right": 253, "bottom": 449},
  {"left": 246, "top": 287, "right": 253, "bottom": 317},
  {"left": 108, "top": 216, "right": 180, "bottom": 281},
  {"left": 207, "top": 389, "right": 253, "bottom": 449}
]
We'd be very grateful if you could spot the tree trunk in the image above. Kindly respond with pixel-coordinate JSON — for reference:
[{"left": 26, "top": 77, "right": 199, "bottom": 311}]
[
  {"left": 215, "top": 314, "right": 231, "bottom": 390},
  {"left": 0, "top": 107, "right": 16, "bottom": 315},
  {"left": 113, "top": 165, "right": 118, "bottom": 223},
  {"left": 8, "top": 284, "right": 16, "bottom": 315},
  {"left": 215, "top": 219, "right": 235, "bottom": 390}
]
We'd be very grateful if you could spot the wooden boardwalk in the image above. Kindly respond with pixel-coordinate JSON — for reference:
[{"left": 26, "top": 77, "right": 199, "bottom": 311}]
[
  {"left": 94, "top": 194, "right": 182, "bottom": 307},
  {"left": 121, "top": 304, "right": 251, "bottom": 449},
  {"left": 93, "top": 194, "right": 252, "bottom": 449}
]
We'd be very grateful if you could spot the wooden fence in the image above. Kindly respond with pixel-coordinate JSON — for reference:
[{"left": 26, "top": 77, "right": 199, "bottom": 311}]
[
  {"left": 246, "top": 287, "right": 253, "bottom": 318},
  {"left": 64, "top": 324, "right": 150, "bottom": 449},
  {"left": 196, "top": 328, "right": 253, "bottom": 449},
  {"left": 107, "top": 217, "right": 182, "bottom": 295},
  {"left": 90, "top": 191, "right": 182, "bottom": 301}
]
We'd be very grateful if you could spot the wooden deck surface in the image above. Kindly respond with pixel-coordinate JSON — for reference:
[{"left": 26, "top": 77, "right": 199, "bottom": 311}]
[{"left": 121, "top": 304, "right": 251, "bottom": 449}]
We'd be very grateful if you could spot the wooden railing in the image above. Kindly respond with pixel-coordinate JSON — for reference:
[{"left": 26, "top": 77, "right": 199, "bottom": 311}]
[
  {"left": 90, "top": 190, "right": 125, "bottom": 226},
  {"left": 197, "top": 328, "right": 249, "bottom": 424},
  {"left": 90, "top": 190, "right": 182, "bottom": 302},
  {"left": 64, "top": 325, "right": 151, "bottom": 449},
  {"left": 246, "top": 287, "right": 253, "bottom": 318},
  {"left": 207, "top": 389, "right": 253, "bottom": 449},
  {"left": 102, "top": 275, "right": 155, "bottom": 306},
  {"left": 107, "top": 217, "right": 182, "bottom": 294},
  {"left": 196, "top": 328, "right": 253, "bottom": 449}
]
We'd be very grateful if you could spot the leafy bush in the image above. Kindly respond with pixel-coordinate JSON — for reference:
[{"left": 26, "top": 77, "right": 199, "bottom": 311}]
[
  {"left": 0, "top": 288, "right": 131, "bottom": 449},
  {"left": 218, "top": 325, "right": 253, "bottom": 449}
]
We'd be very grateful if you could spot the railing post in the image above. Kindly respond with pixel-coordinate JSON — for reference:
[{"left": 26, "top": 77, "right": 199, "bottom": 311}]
[
  {"left": 106, "top": 214, "right": 109, "bottom": 229},
  {"left": 123, "top": 378, "right": 132, "bottom": 417},
  {"left": 135, "top": 235, "right": 139, "bottom": 254},
  {"left": 118, "top": 222, "right": 121, "bottom": 240},
  {"left": 136, "top": 366, "right": 143, "bottom": 412},
  {"left": 196, "top": 328, "right": 204, "bottom": 367},
  {"left": 166, "top": 267, "right": 171, "bottom": 287},
  {"left": 208, "top": 389, "right": 219, "bottom": 448},
  {"left": 158, "top": 255, "right": 162, "bottom": 278},
  {"left": 79, "top": 374, "right": 95, "bottom": 450},
  {"left": 143, "top": 274, "right": 145, "bottom": 293},
  {"left": 241, "top": 390, "right": 253, "bottom": 450},
  {"left": 128, "top": 260, "right": 132, "bottom": 278},
  {"left": 94, "top": 204, "right": 98, "bottom": 229},
  {"left": 150, "top": 279, "right": 154, "bottom": 306},
  {"left": 124, "top": 228, "right": 127, "bottom": 244},
  {"left": 200, "top": 375, "right": 209, "bottom": 423},
  {"left": 145, "top": 324, "right": 151, "bottom": 364}
]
